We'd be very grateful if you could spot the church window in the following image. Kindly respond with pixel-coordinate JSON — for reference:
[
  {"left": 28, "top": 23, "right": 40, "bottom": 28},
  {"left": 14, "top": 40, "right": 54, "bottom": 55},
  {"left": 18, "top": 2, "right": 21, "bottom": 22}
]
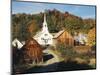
[
  {"left": 45, "top": 39, "right": 48, "bottom": 43},
  {"left": 45, "top": 34, "right": 48, "bottom": 36}
]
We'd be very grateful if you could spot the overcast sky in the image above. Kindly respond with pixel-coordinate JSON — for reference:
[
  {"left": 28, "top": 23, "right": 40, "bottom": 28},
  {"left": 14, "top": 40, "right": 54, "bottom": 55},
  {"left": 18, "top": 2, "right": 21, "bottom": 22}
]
[{"left": 12, "top": 1, "right": 96, "bottom": 19}]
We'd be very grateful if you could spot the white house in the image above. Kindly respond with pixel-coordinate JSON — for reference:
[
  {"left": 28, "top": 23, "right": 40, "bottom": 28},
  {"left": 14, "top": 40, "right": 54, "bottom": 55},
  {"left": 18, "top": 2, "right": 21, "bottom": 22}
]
[
  {"left": 33, "top": 13, "right": 53, "bottom": 46},
  {"left": 74, "top": 32, "right": 88, "bottom": 45},
  {"left": 78, "top": 33, "right": 88, "bottom": 45},
  {"left": 12, "top": 38, "right": 23, "bottom": 49}
]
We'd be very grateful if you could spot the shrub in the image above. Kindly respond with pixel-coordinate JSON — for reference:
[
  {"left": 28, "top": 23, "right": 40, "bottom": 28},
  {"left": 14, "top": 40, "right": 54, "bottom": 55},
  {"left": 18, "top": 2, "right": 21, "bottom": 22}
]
[{"left": 56, "top": 43, "right": 77, "bottom": 60}]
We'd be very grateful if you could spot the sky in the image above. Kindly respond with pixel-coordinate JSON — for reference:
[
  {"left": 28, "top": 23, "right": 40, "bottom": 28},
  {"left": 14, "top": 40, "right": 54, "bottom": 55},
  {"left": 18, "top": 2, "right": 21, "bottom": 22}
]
[{"left": 12, "top": 1, "right": 96, "bottom": 19}]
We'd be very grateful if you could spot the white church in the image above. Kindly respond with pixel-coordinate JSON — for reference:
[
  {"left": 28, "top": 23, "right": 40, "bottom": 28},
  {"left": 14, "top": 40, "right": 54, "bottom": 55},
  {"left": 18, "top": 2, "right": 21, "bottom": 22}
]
[
  {"left": 12, "top": 13, "right": 53, "bottom": 49},
  {"left": 33, "top": 13, "right": 53, "bottom": 46}
]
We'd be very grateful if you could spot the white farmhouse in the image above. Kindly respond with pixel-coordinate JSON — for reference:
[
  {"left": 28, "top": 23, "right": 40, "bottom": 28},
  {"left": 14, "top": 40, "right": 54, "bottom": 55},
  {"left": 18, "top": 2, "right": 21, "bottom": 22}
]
[
  {"left": 74, "top": 32, "right": 88, "bottom": 45},
  {"left": 78, "top": 33, "right": 88, "bottom": 45},
  {"left": 33, "top": 13, "right": 53, "bottom": 46},
  {"left": 12, "top": 38, "right": 23, "bottom": 49}
]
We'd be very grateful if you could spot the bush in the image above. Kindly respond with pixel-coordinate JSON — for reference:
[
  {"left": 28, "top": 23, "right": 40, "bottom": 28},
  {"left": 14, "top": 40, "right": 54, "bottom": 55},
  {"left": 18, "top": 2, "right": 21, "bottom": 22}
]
[
  {"left": 56, "top": 43, "right": 96, "bottom": 64},
  {"left": 56, "top": 43, "right": 77, "bottom": 60}
]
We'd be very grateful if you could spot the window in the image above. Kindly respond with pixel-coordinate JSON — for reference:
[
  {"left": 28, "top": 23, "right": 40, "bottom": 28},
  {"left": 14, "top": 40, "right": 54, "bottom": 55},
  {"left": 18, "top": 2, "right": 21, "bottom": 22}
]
[{"left": 45, "top": 34, "right": 48, "bottom": 36}]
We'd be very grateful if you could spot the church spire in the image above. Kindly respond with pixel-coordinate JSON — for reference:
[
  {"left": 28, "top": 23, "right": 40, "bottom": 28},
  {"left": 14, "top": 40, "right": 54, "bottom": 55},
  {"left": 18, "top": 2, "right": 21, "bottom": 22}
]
[
  {"left": 42, "top": 13, "right": 48, "bottom": 32},
  {"left": 44, "top": 13, "right": 46, "bottom": 23},
  {"left": 43, "top": 13, "right": 47, "bottom": 27}
]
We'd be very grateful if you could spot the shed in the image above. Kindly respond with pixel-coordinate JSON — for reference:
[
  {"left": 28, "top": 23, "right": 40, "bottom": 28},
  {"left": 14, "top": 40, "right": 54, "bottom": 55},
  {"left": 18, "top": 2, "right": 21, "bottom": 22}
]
[
  {"left": 53, "top": 30, "right": 74, "bottom": 46},
  {"left": 21, "top": 38, "right": 43, "bottom": 63}
]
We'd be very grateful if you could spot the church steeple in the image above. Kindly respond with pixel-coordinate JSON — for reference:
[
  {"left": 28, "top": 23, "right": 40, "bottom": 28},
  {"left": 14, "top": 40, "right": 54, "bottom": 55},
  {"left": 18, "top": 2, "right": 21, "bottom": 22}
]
[
  {"left": 44, "top": 13, "right": 46, "bottom": 24},
  {"left": 42, "top": 13, "right": 49, "bottom": 32},
  {"left": 33, "top": 12, "right": 53, "bottom": 46}
]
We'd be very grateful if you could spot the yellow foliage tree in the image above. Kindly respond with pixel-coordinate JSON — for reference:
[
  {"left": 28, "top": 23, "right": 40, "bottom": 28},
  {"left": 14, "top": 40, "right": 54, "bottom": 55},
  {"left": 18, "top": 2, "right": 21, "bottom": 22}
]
[{"left": 88, "top": 27, "right": 96, "bottom": 46}]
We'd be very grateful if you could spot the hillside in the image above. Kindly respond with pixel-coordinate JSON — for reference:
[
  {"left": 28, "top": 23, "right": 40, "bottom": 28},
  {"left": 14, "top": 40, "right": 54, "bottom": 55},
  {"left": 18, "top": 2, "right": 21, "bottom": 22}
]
[{"left": 12, "top": 9, "right": 96, "bottom": 41}]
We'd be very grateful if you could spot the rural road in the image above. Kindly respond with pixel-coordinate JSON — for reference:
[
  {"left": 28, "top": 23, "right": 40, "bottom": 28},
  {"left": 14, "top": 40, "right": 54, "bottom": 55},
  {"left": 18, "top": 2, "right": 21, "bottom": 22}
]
[
  {"left": 19, "top": 48, "right": 94, "bottom": 74},
  {"left": 43, "top": 48, "right": 61, "bottom": 65}
]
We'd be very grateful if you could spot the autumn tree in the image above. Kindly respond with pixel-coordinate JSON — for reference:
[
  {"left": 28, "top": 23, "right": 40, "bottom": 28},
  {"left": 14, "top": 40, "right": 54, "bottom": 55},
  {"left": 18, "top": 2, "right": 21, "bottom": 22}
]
[
  {"left": 27, "top": 20, "right": 39, "bottom": 38},
  {"left": 83, "top": 19, "right": 96, "bottom": 33},
  {"left": 87, "top": 27, "right": 96, "bottom": 46},
  {"left": 12, "top": 9, "right": 96, "bottom": 41}
]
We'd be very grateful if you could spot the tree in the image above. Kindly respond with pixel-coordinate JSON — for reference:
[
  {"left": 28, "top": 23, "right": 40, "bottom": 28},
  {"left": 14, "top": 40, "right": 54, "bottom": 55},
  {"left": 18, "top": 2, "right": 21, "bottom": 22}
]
[
  {"left": 83, "top": 19, "right": 96, "bottom": 33},
  {"left": 87, "top": 27, "right": 96, "bottom": 46},
  {"left": 27, "top": 20, "right": 39, "bottom": 37},
  {"left": 12, "top": 9, "right": 96, "bottom": 41}
]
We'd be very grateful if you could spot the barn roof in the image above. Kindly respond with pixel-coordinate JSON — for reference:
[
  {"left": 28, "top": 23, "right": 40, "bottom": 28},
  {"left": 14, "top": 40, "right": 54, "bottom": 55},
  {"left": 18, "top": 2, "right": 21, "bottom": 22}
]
[
  {"left": 25, "top": 38, "right": 40, "bottom": 45},
  {"left": 53, "top": 30, "right": 65, "bottom": 39},
  {"left": 22, "top": 38, "right": 43, "bottom": 50}
]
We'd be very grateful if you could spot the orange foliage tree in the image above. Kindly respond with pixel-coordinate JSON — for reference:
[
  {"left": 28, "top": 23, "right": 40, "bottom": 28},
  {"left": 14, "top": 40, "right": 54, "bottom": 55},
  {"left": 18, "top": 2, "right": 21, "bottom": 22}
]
[
  {"left": 88, "top": 27, "right": 96, "bottom": 46},
  {"left": 27, "top": 20, "right": 39, "bottom": 38}
]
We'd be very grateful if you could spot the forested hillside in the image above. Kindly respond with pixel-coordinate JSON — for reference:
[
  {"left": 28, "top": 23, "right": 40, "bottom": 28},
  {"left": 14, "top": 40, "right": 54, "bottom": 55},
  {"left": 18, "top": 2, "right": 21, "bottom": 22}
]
[{"left": 12, "top": 9, "right": 96, "bottom": 41}]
